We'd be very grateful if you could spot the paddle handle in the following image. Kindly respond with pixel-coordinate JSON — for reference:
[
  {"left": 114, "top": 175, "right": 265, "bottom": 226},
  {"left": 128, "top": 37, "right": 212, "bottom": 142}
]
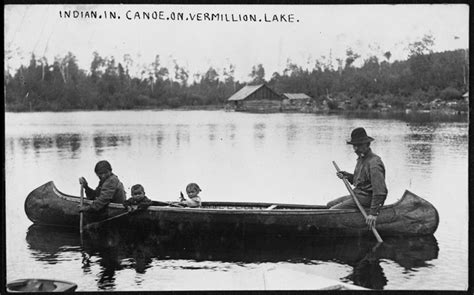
[
  {"left": 332, "top": 161, "right": 383, "bottom": 243},
  {"left": 79, "top": 184, "right": 84, "bottom": 235}
]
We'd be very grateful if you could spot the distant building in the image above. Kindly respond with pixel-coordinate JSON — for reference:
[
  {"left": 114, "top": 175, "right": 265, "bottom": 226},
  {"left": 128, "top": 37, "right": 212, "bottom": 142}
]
[
  {"left": 227, "top": 84, "right": 283, "bottom": 112},
  {"left": 281, "top": 93, "right": 312, "bottom": 111},
  {"left": 282, "top": 93, "right": 312, "bottom": 101}
]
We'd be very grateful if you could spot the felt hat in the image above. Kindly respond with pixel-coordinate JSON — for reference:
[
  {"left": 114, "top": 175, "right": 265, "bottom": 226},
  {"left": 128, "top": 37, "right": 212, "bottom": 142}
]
[{"left": 346, "top": 127, "right": 374, "bottom": 145}]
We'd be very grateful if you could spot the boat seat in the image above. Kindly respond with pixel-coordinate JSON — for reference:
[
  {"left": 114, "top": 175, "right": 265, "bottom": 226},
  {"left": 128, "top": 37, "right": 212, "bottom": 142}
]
[{"left": 266, "top": 204, "right": 278, "bottom": 210}]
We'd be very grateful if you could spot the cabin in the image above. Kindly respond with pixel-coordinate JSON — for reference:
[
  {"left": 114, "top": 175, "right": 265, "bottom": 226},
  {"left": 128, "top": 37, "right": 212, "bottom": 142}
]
[
  {"left": 282, "top": 93, "right": 312, "bottom": 102},
  {"left": 281, "top": 93, "right": 312, "bottom": 111},
  {"left": 227, "top": 84, "right": 283, "bottom": 112},
  {"left": 462, "top": 92, "right": 468, "bottom": 102}
]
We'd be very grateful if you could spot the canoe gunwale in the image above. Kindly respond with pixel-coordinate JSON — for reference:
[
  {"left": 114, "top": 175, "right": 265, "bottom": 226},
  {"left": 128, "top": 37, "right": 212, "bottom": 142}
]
[
  {"left": 49, "top": 181, "right": 423, "bottom": 215},
  {"left": 25, "top": 181, "right": 440, "bottom": 236}
]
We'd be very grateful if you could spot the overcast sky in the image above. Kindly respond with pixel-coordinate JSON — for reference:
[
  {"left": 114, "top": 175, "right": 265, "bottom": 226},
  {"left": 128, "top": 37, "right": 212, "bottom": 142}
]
[{"left": 5, "top": 4, "right": 469, "bottom": 82}]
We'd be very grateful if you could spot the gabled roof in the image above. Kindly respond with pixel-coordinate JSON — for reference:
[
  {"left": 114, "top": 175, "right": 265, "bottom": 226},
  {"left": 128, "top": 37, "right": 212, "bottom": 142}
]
[
  {"left": 283, "top": 93, "right": 312, "bottom": 100},
  {"left": 463, "top": 91, "right": 468, "bottom": 98},
  {"left": 228, "top": 84, "right": 265, "bottom": 101}
]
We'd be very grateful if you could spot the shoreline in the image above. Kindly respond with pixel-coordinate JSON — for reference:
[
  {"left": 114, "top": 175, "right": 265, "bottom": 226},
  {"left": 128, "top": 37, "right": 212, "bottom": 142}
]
[{"left": 4, "top": 105, "right": 468, "bottom": 115}]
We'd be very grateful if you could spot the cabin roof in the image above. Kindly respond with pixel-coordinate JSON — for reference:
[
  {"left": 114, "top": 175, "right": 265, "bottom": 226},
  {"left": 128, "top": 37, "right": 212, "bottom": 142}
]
[
  {"left": 283, "top": 93, "right": 312, "bottom": 100},
  {"left": 228, "top": 84, "right": 265, "bottom": 101},
  {"left": 463, "top": 91, "right": 468, "bottom": 98}
]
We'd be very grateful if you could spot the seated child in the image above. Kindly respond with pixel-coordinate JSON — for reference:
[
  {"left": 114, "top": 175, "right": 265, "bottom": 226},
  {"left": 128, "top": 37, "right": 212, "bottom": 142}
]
[
  {"left": 178, "top": 183, "right": 202, "bottom": 208},
  {"left": 123, "top": 184, "right": 153, "bottom": 211}
]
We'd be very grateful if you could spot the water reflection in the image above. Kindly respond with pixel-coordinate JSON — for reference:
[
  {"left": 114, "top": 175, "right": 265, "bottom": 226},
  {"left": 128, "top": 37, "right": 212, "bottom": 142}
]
[
  {"left": 155, "top": 130, "right": 164, "bottom": 150},
  {"left": 18, "top": 137, "right": 32, "bottom": 155},
  {"left": 253, "top": 123, "right": 266, "bottom": 147},
  {"left": 342, "top": 111, "right": 467, "bottom": 123},
  {"left": 225, "top": 123, "right": 236, "bottom": 142},
  {"left": 26, "top": 225, "right": 438, "bottom": 290},
  {"left": 285, "top": 123, "right": 298, "bottom": 144},
  {"left": 33, "top": 135, "right": 54, "bottom": 153},
  {"left": 405, "top": 126, "right": 436, "bottom": 167},
  {"left": 207, "top": 124, "right": 218, "bottom": 142},
  {"left": 93, "top": 134, "right": 131, "bottom": 155},
  {"left": 15, "top": 134, "right": 82, "bottom": 159},
  {"left": 55, "top": 134, "right": 82, "bottom": 158}
]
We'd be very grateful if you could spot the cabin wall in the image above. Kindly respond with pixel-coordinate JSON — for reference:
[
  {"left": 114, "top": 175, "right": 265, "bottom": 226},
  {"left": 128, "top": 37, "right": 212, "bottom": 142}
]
[
  {"left": 233, "top": 86, "right": 283, "bottom": 112},
  {"left": 281, "top": 99, "right": 314, "bottom": 112},
  {"left": 237, "top": 99, "right": 282, "bottom": 112}
]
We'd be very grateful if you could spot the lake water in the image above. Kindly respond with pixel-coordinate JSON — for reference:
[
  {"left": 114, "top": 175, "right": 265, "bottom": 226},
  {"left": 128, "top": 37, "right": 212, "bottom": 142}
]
[{"left": 5, "top": 110, "right": 468, "bottom": 291}]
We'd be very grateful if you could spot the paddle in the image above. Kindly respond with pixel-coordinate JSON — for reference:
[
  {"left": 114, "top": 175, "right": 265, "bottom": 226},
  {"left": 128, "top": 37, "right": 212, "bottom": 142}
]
[
  {"left": 84, "top": 211, "right": 130, "bottom": 230},
  {"left": 79, "top": 184, "right": 84, "bottom": 237},
  {"left": 78, "top": 183, "right": 91, "bottom": 266},
  {"left": 151, "top": 200, "right": 184, "bottom": 207},
  {"left": 332, "top": 161, "right": 383, "bottom": 243}
]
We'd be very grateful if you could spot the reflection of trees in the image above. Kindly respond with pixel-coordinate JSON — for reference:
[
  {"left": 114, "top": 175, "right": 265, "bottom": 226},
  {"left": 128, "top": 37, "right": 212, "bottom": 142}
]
[
  {"left": 32, "top": 135, "right": 54, "bottom": 153},
  {"left": 26, "top": 225, "right": 438, "bottom": 290},
  {"left": 5, "top": 138, "right": 15, "bottom": 156},
  {"left": 156, "top": 130, "right": 164, "bottom": 150},
  {"left": 285, "top": 123, "right": 298, "bottom": 142},
  {"left": 207, "top": 124, "right": 218, "bottom": 142},
  {"left": 175, "top": 125, "right": 190, "bottom": 148},
  {"left": 19, "top": 138, "right": 32, "bottom": 154},
  {"left": 405, "top": 125, "right": 436, "bottom": 167},
  {"left": 285, "top": 123, "right": 298, "bottom": 152},
  {"left": 225, "top": 123, "right": 236, "bottom": 142},
  {"left": 93, "top": 134, "right": 131, "bottom": 155},
  {"left": 17, "top": 134, "right": 81, "bottom": 158},
  {"left": 54, "top": 133, "right": 82, "bottom": 158},
  {"left": 253, "top": 123, "right": 266, "bottom": 146}
]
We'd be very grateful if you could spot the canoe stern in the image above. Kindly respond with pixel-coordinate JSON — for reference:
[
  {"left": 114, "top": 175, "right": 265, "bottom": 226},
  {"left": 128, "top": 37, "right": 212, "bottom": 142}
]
[{"left": 380, "top": 190, "right": 439, "bottom": 235}]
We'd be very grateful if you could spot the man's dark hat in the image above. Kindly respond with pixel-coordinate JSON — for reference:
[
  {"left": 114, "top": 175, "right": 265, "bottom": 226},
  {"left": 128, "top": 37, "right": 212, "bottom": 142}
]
[
  {"left": 346, "top": 127, "right": 374, "bottom": 145},
  {"left": 94, "top": 160, "right": 112, "bottom": 174}
]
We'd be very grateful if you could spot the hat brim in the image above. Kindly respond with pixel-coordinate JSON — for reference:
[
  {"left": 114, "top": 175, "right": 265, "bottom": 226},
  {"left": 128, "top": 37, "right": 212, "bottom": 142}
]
[{"left": 346, "top": 136, "right": 374, "bottom": 145}]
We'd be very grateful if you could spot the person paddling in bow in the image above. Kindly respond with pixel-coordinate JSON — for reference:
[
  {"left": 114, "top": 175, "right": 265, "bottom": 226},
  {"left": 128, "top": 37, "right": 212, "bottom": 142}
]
[{"left": 78, "top": 160, "right": 126, "bottom": 218}]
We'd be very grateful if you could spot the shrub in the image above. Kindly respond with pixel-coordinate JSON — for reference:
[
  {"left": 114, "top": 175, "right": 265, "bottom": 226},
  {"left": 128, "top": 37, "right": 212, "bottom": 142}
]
[
  {"left": 166, "top": 97, "right": 182, "bottom": 108},
  {"left": 440, "top": 87, "right": 462, "bottom": 101},
  {"left": 133, "top": 94, "right": 153, "bottom": 107}
]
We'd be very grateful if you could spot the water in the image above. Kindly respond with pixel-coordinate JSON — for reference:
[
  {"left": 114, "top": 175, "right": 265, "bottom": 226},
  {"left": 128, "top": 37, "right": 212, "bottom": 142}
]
[{"left": 5, "top": 110, "right": 468, "bottom": 291}]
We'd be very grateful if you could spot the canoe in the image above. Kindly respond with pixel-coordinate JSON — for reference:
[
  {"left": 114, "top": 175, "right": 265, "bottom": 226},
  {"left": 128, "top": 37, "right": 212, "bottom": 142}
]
[
  {"left": 7, "top": 278, "right": 77, "bottom": 292},
  {"left": 25, "top": 181, "right": 439, "bottom": 237}
]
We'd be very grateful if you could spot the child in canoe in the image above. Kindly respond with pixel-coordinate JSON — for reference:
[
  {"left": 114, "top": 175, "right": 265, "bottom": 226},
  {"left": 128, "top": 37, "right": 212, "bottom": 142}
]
[
  {"left": 177, "top": 182, "right": 202, "bottom": 208},
  {"left": 123, "top": 184, "right": 153, "bottom": 212}
]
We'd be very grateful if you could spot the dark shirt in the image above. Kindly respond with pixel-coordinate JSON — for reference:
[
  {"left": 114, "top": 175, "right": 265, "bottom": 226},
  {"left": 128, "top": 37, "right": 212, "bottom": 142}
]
[
  {"left": 84, "top": 173, "right": 126, "bottom": 212},
  {"left": 123, "top": 195, "right": 153, "bottom": 210},
  {"left": 347, "top": 149, "right": 388, "bottom": 215}
]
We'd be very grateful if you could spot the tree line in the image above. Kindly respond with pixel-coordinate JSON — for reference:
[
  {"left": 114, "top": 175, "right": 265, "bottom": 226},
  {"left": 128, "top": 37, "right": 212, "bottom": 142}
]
[{"left": 4, "top": 36, "right": 468, "bottom": 112}]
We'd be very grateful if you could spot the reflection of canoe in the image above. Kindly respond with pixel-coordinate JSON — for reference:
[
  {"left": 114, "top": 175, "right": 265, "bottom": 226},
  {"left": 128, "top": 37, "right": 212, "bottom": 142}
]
[
  {"left": 7, "top": 278, "right": 77, "bottom": 292},
  {"left": 26, "top": 224, "right": 438, "bottom": 270},
  {"left": 25, "top": 181, "right": 439, "bottom": 237}
]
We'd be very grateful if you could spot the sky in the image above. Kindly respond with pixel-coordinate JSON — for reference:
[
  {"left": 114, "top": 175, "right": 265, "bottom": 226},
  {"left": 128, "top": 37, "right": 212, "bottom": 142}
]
[{"left": 4, "top": 4, "right": 469, "bottom": 82}]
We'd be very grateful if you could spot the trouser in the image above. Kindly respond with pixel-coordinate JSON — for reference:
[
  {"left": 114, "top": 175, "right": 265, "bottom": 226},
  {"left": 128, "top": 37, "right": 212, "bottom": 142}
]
[{"left": 327, "top": 194, "right": 371, "bottom": 210}]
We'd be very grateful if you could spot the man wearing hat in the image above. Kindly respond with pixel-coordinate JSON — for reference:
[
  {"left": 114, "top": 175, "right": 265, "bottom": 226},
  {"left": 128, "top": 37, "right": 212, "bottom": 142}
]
[
  {"left": 327, "top": 127, "right": 388, "bottom": 229},
  {"left": 78, "top": 160, "right": 126, "bottom": 214}
]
